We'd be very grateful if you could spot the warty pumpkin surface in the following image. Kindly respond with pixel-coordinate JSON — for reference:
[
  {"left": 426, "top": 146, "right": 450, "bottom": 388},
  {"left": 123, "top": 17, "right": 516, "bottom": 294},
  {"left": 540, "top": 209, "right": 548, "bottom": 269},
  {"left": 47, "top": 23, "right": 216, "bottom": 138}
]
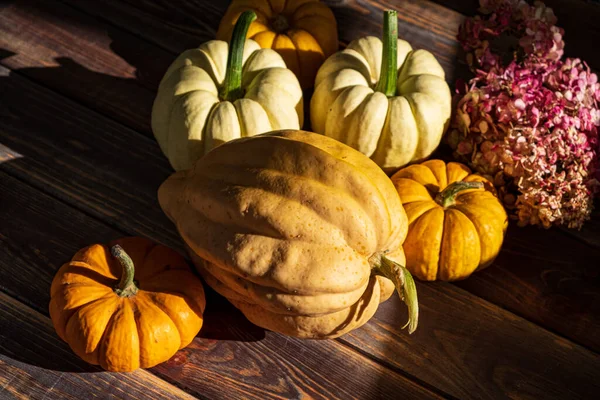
[
  {"left": 310, "top": 11, "right": 451, "bottom": 171},
  {"left": 158, "top": 130, "right": 418, "bottom": 339},
  {"left": 49, "top": 237, "right": 206, "bottom": 372},
  {"left": 152, "top": 12, "right": 303, "bottom": 171},
  {"left": 391, "top": 160, "right": 508, "bottom": 281},
  {"left": 216, "top": 0, "right": 338, "bottom": 89}
]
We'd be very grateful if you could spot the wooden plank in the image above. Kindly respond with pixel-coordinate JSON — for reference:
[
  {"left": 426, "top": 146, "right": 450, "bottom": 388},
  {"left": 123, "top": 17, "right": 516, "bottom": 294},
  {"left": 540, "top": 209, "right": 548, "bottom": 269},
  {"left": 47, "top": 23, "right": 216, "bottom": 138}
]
[
  {"left": 0, "top": 171, "right": 441, "bottom": 400},
  {"left": 0, "top": 0, "right": 172, "bottom": 135},
  {"left": 2, "top": 66, "right": 600, "bottom": 398},
  {"left": 0, "top": 293, "right": 196, "bottom": 400},
  {"left": 0, "top": 65, "right": 180, "bottom": 250},
  {"left": 456, "top": 223, "right": 600, "bottom": 353},
  {"left": 431, "top": 0, "right": 600, "bottom": 71},
  {"left": 344, "top": 283, "right": 600, "bottom": 400},
  {"left": 63, "top": 0, "right": 227, "bottom": 52}
]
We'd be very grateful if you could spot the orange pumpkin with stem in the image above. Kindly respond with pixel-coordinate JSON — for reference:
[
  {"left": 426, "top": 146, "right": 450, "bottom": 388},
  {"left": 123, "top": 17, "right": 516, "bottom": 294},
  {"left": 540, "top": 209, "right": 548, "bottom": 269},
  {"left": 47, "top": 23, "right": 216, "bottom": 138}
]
[
  {"left": 49, "top": 237, "right": 206, "bottom": 372},
  {"left": 391, "top": 160, "right": 508, "bottom": 281},
  {"left": 216, "top": 0, "right": 338, "bottom": 89}
]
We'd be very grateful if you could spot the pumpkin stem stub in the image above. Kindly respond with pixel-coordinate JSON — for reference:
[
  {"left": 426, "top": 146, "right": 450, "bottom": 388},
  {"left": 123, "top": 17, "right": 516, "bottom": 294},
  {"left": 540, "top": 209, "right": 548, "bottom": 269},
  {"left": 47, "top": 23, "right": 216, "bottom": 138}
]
[
  {"left": 375, "top": 10, "right": 398, "bottom": 97},
  {"left": 371, "top": 253, "right": 419, "bottom": 334},
  {"left": 220, "top": 11, "right": 257, "bottom": 102},
  {"left": 271, "top": 14, "right": 289, "bottom": 33},
  {"left": 436, "top": 181, "right": 484, "bottom": 208},
  {"left": 111, "top": 245, "right": 139, "bottom": 297}
]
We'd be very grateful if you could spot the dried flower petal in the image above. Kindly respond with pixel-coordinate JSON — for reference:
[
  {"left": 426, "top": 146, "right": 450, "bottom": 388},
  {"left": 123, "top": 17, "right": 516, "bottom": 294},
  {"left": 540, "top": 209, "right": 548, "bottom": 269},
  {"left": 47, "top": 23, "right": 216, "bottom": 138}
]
[{"left": 450, "top": 0, "right": 599, "bottom": 229}]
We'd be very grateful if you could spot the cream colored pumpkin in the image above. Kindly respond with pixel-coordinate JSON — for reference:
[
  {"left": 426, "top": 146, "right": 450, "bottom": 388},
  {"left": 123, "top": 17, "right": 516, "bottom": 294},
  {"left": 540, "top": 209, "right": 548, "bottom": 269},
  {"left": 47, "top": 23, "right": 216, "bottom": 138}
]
[
  {"left": 310, "top": 11, "right": 451, "bottom": 171},
  {"left": 152, "top": 12, "right": 303, "bottom": 171}
]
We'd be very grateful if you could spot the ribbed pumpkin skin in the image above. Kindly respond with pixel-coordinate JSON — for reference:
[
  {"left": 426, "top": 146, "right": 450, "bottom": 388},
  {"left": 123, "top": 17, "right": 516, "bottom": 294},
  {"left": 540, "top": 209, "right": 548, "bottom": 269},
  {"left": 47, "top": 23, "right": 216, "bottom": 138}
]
[
  {"left": 158, "top": 130, "right": 408, "bottom": 338},
  {"left": 152, "top": 39, "right": 303, "bottom": 171},
  {"left": 216, "top": 0, "right": 338, "bottom": 89},
  {"left": 311, "top": 36, "right": 451, "bottom": 171},
  {"left": 391, "top": 160, "right": 508, "bottom": 281},
  {"left": 49, "top": 237, "right": 206, "bottom": 372}
]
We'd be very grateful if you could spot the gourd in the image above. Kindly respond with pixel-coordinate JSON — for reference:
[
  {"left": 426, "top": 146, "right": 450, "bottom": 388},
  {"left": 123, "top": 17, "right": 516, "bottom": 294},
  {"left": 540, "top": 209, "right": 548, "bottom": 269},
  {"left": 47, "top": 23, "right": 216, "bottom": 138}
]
[
  {"left": 217, "top": 0, "right": 338, "bottom": 89},
  {"left": 310, "top": 11, "right": 451, "bottom": 171},
  {"left": 391, "top": 160, "right": 508, "bottom": 281},
  {"left": 158, "top": 130, "right": 419, "bottom": 339},
  {"left": 49, "top": 237, "right": 206, "bottom": 372},
  {"left": 152, "top": 11, "right": 303, "bottom": 171}
]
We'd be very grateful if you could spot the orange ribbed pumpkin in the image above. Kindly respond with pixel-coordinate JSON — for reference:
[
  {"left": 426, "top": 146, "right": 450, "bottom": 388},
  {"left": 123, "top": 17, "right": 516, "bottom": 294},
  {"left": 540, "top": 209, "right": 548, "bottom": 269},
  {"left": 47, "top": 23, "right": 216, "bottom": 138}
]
[
  {"left": 216, "top": 0, "right": 338, "bottom": 89},
  {"left": 49, "top": 237, "right": 206, "bottom": 372}
]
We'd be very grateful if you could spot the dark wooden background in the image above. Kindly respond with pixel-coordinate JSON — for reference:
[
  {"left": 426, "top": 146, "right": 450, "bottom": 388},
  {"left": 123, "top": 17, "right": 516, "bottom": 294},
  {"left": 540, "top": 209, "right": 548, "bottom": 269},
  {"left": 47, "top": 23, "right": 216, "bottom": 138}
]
[{"left": 1, "top": 0, "right": 599, "bottom": 399}]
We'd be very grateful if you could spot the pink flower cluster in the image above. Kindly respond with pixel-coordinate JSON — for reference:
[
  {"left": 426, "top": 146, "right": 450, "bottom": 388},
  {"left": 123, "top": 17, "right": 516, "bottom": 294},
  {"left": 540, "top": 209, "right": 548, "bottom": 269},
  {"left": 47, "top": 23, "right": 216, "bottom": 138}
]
[{"left": 449, "top": 0, "right": 600, "bottom": 229}]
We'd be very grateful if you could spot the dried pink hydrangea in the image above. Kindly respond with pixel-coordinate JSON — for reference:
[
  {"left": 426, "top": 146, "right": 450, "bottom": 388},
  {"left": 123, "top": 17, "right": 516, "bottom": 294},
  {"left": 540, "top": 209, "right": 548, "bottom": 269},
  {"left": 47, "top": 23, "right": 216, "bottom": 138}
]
[{"left": 448, "top": 0, "right": 599, "bottom": 229}]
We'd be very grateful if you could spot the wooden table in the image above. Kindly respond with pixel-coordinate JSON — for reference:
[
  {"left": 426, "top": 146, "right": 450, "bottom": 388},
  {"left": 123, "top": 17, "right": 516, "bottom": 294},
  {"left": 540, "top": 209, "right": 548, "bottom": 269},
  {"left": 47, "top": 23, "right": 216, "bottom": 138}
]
[{"left": 1, "top": 1, "right": 599, "bottom": 399}]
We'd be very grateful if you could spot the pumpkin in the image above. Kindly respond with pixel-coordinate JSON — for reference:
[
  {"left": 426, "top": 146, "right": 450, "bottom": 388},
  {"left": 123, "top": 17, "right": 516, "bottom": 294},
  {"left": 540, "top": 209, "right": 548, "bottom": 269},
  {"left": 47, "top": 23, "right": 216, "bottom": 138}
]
[
  {"left": 152, "top": 11, "right": 303, "bottom": 171},
  {"left": 391, "top": 160, "right": 508, "bottom": 281},
  {"left": 49, "top": 237, "right": 206, "bottom": 372},
  {"left": 310, "top": 11, "right": 451, "bottom": 171},
  {"left": 216, "top": 0, "right": 338, "bottom": 89},
  {"left": 158, "top": 130, "right": 418, "bottom": 339}
]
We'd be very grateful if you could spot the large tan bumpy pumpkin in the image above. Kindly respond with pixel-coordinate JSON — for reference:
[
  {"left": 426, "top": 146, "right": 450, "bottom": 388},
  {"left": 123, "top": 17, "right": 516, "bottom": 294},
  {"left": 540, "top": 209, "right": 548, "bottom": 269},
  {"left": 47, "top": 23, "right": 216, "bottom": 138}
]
[
  {"left": 158, "top": 130, "right": 418, "bottom": 339},
  {"left": 152, "top": 12, "right": 303, "bottom": 171},
  {"left": 311, "top": 11, "right": 451, "bottom": 171}
]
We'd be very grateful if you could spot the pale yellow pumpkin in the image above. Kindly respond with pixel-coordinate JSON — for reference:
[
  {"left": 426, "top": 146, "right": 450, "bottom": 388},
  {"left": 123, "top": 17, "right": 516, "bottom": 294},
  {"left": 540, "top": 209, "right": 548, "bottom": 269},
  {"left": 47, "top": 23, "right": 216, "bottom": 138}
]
[
  {"left": 311, "top": 11, "right": 451, "bottom": 171},
  {"left": 391, "top": 160, "right": 508, "bottom": 281},
  {"left": 152, "top": 12, "right": 303, "bottom": 171},
  {"left": 158, "top": 130, "right": 418, "bottom": 339}
]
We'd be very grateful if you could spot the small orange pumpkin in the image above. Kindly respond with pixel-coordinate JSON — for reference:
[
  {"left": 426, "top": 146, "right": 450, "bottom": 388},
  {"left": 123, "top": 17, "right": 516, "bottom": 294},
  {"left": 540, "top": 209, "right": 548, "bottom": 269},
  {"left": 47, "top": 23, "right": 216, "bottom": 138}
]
[
  {"left": 49, "top": 237, "right": 206, "bottom": 372},
  {"left": 216, "top": 0, "right": 338, "bottom": 89},
  {"left": 391, "top": 160, "right": 508, "bottom": 281}
]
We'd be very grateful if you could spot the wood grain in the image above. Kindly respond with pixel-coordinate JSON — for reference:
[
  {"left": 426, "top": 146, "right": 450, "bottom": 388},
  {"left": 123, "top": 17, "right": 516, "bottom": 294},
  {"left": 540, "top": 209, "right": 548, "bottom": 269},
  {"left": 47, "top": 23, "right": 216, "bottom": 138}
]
[
  {"left": 62, "top": 0, "right": 228, "bottom": 51},
  {"left": 344, "top": 284, "right": 600, "bottom": 400},
  {"left": 0, "top": 171, "right": 441, "bottom": 400},
  {"left": 0, "top": 292, "right": 196, "bottom": 400},
  {"left": 0, "top": 65, "right": 180, "bottom": 250},
  {"left": 0, "top": 0, "right": 170, "bottom": 135},
  {"left": 2, "top": 63, "right": 600, "bottom": 398},
  {"left": 456, "top": 224, "right": 600, "bottom": 353}
]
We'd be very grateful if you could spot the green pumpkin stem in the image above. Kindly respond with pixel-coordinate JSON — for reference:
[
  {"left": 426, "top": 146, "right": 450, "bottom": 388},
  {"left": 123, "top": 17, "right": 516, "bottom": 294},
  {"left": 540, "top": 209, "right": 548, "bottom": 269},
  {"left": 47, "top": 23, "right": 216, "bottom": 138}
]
[
  {"left": 372, "top": 254, "right": 419, "bottom": 334},
  {"left": 435, "top": 181, "right": 484, "bottom": 208},
  {"left": 219, "top": 11, "right": 257, "bottom": 102},
  {"left": 375, "top": 10, "right": 398, "bottom": 97},
  {"left": 112, "top": 245, "right": 139, "bottom": 297}
]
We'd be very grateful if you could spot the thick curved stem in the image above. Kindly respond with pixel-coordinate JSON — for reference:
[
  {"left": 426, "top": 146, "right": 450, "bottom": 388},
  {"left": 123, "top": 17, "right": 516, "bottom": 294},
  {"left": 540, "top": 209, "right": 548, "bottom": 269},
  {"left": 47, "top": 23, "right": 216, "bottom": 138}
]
[
  {"left": 374, "top": 10, "right": 398, "bottom": 97},
  {"left": 111, "top": 245, "right": 138, "bottom": 297},
  {"left": 372, "top": 254, "right": 419, "bottom": 334},
  {"left": 435, "top": 181, "right": 484, "bottom": 208},
  {"left": 219, "top": 11, "right": 257, "bottom": 102}
]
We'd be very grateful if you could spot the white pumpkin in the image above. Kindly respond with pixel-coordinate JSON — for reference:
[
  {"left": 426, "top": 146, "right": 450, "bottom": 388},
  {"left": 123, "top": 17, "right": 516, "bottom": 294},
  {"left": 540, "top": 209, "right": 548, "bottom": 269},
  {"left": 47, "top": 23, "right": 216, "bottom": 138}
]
[
  {"left": 152, "top": 11, "right": 303, "bottom": 171},
  {"left": 310, "top": 11, "right": 451, "bottom": 171}
]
